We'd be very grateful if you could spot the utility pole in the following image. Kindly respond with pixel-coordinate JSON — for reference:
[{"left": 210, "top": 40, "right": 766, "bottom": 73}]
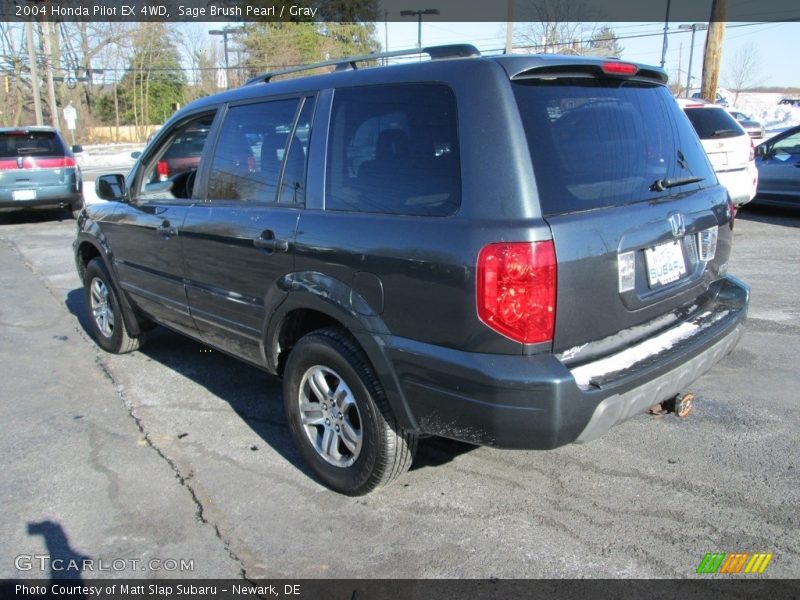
[
  {"left": 209, "top": 27, "right": 245, "bottom": 90},
  {"left": 25, "top": 21, "right": 44, "bottom": 126},
  {"left": 400, "top": 9, "right": 440, "bottom": 49},
  {"left": 701, "top": 0, "right": 727, "bottom": 103},
  {"left": 660, "top": 0, "right": 671, "bottom": 69},
  {"left": 505, "top": 0, "right": 515, "bottom": 54}
]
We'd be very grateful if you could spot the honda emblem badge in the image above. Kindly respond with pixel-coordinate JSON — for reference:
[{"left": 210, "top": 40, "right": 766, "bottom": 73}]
[{"left": 668, "top": 213, "right": 686, "bottom": 238}]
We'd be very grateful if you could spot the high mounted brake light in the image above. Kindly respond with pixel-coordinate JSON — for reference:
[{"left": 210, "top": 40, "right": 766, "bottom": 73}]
[{"left": 602, "top": 62, "right": 638, "bottom": 76}]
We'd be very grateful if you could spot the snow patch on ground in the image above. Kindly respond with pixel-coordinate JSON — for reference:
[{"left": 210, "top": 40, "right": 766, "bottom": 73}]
[
  {"left": 729, "top": 92, "right": 800, "bottom": 134},
  {"left": 76, "top": 143, "right": 143, "bottom": 169}
]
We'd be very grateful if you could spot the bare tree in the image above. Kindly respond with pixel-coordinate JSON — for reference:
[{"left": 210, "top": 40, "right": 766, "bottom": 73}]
[
  {"left": 0, "top": 23, "right": 27, "bottom": 126},
  {"left": 514, "top": 0, "right": 600, "bottom": 54},
  {"left": 724, "top": 42, "right": 764, "bottom": 105},
  {"left": 176, "top": 23, "right": 220, "bottom": 102}
]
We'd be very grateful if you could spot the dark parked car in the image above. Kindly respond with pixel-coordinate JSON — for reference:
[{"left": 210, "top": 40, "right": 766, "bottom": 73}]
[
  {"left": 728, "top": 110, "right": 764, "bottom": 139},
  {"left": 75, "top": 45, "right": 749, "bottom": 495},
  {"left": 0, "top": 126, "right": 83, "bottom": 217},
  {"left": 753, "top": 124, "right": 800, "bottom": 207}
]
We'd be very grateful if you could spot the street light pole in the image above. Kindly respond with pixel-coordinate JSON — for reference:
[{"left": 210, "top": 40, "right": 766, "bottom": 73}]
[
  {"left": 400, "top": 9, "right": 440, "bottom": 49},
  {"left": 679, "top": 23, "right": 708, "bottom": 97}
]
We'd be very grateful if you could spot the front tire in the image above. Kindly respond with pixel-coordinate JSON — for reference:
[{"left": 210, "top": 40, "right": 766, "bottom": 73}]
[
  {"left": 83, "top": 258, "right": 144, "bottom": 354},
  {"left": 283, "top": 327, "right": 416, "bottom": 495}
]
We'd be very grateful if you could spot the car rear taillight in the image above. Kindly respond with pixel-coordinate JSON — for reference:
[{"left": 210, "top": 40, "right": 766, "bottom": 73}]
[
  {"left": 0, "top": 156, "right": 75, "bottom": 169},
  {"left": 749, "top": 138, "right": 755, "bottom": 161},
  {"left": 602, "top": 61, "right": 638, "bottom": 76},
  {"left": 477, "top": 241, "right": 557, "bottom": 344},
  {"left": 157, "top": 160, "right": 169, "bottom": 181},
  {"left": 30, "top": 156, "right": 76, "bottom": 168},
  {"left": 727, "top": 196, "right": 736, "bottom": 222}
]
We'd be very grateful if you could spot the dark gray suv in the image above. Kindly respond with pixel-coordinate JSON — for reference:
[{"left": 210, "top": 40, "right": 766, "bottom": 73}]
[{"left": 75, "top": 45, "right": 749, "bottom": 495}]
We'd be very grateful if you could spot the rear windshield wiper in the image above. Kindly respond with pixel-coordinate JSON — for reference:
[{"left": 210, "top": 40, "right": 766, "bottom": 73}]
[
  {"left": 650, "top": 176, "right": 704, "bottom": 192},
  {"left": 710, "top": 129, "right": 739, "bottom": 137}
]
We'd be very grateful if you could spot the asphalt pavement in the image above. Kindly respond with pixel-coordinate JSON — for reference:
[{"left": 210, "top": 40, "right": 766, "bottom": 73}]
[{"left": 0, "top": 205, "right": 798, "bottom": 580}]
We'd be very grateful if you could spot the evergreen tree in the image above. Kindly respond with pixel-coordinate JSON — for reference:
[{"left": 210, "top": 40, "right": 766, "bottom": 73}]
[
  {"left": 587, "top": 26, "right": 623, "bottom": 58},
  {"left": 116, "top": 24, "right": 186, "bottom": 126}
]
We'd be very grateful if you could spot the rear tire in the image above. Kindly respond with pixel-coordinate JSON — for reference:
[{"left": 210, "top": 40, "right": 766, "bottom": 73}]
[
  {"left": 84, "top": 258, "right": 144, "bottom": 354},
  {"left": 283, "top": 327, "right": 416, "bottom": 495}
]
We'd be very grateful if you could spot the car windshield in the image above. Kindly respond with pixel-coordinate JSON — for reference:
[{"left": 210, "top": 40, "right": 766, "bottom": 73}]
[
  {"left": 0, "top": 131, "right": 66, "bottom": 158},
  {"left": 513, "top": 78, "right": 715, "bottom": 215}
]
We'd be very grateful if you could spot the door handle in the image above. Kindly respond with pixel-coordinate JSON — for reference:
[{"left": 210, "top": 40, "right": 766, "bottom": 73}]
[
  {"left": 254, "top": 231, "right": 289, "bottom": 253},
  {"left": 156, "top": 220, "right": 176, "bottom": 237}
]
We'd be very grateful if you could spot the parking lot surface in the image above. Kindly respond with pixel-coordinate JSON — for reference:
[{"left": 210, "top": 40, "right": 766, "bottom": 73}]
[{"left": 0, "top": 205, "right": 798, "bottom": 579}]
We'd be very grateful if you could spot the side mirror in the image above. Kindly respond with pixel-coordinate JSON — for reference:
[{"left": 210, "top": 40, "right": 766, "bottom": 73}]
[
  {"left": 755, "top": 145, "right": 767, "bottom": 158},
  {"left": 71, "top": 144, "right": 83, "bottom": 154},
  {"left": 96, "top": 174, "right": 128, "bottom": 202},
  {"left": 131, "top": 151, "right": 142, "bottom": 159}
]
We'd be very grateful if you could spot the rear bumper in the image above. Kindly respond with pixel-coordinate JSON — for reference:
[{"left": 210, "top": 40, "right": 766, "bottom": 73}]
[
  {"left": 0, "top": 188, "right": 82, "bottom": 209},
  {"left": 717, "top": 163, "right": 758, "bottom": 207},
  {"left": 385, "top": 276, "right": 749, "bottom": 449}
]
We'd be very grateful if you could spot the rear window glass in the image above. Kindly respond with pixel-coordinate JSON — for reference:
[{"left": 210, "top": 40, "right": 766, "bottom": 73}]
[
  {"left": 683, "top": 107, "right": 744, "bottom": 139},
  {"left": 326, "top": 83, "right": 461, "bottom": 216},
  {"left": 513, "top": 79, "right": 715, "bottom": 215},
  {"left": 0, "top": 131, "right": 66, "bottom": 158}
]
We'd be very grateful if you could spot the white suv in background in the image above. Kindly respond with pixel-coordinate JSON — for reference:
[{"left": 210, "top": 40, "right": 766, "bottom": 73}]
[{"left": 677, "top": 98, "right": 758, "bottom": 207}]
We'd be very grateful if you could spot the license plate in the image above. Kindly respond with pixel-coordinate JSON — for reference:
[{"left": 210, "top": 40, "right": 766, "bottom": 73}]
[
  {"left": 645, "top": 240, "right": 686, "bottom": 287},
  {"left": 708, "top": 152, "right": 728, "bottom": 168},
  {"left": 12, "top": 189, "right": 37, "bottom": 201}
]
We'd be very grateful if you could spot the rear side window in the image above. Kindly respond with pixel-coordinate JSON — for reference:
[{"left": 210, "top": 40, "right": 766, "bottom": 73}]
[
  {"left": 0, "top": 131, "right": 66, "bottom": 157},
  {"left": 683, "top": 107, "right": 744, "bottom": 139},
  {"left": 513, "top": 79, "right": 715, "bottom": 215},
  {"left": 326, "top": 84, "right": 461, "bottom": 216}
]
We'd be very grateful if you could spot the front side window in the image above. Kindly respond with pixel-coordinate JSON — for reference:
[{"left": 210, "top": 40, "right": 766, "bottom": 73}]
[
  {"left": 207, "top": 97, "right": 311, "bottom": 203},
  {"left": 139, "top": 113, "right": 214, "bottom": 201},
  {"left": 326, "top": 84, "right": 461, "bottom": 216}
]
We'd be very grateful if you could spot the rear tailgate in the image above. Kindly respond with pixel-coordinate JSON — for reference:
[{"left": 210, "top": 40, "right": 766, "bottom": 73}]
[
  {"left": 0, "top": 130, "right": 75, "bottom": 193},
  {"left": 511, "top": 66, "right": 732, "bottom": 359},
  {"left": 685, "top": 106, "right": 751, "bottom": 171},
  {"left": 545, "top": 191, "right": 730, "bottom": 356}
]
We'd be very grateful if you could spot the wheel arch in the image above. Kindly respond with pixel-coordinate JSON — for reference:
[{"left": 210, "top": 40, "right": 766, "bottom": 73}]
[
  {"left": 264, "top": 276, "right": 418, "bottom": 432},
  {"left": 75, "top": 236, "right": 150, "bottom": 338}
]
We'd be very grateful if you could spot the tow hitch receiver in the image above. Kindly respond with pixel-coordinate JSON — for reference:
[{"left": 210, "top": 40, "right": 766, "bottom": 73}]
[{"left": 648, "top": 393, "right": 695, "bottom": 418}]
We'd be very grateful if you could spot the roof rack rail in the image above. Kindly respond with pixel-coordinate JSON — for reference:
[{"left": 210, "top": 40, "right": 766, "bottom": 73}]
[{"left": 244, "top": 44, "right": 480, "bottom": 86}]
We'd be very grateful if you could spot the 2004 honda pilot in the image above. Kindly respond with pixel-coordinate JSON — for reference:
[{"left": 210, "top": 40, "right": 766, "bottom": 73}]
[{"left": 75, "top": 45, "right": 749, "bottom": 495}]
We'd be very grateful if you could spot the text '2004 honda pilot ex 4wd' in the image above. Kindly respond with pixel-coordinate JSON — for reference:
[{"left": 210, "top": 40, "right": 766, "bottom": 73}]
[{"left": 75, "top": 45, "right": 749, "bottom": 495}]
